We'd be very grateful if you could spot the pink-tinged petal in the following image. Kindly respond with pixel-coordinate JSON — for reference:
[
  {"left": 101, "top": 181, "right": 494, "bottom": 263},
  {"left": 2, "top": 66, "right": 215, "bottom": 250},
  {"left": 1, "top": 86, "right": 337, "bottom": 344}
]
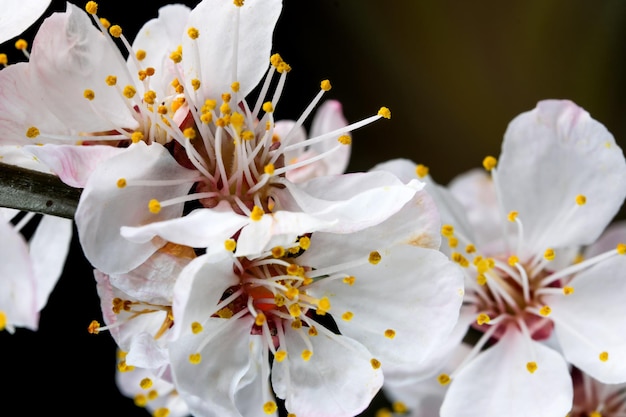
[
  {"left": 307, "top": 245, "right": 464, "bottom": 366},
  {"left": 272, "top": 329, "right": 383, "bottom": 417},
  {"left": 547, "top": 254, "right": 626, "bottom": 383},
  {"left": 275, "top": 171, "right": 422, "bottom": 234},
  {"left": 584, "top": 220, "right": 626, "bottom": 258},
  {"left": 169, "top": 317, "right": 260, "bottom": 417},
  {"left": 121, "top": 202, "right": 248, "bottom": 249},
  {"left": 130, "top": 4, "right": 191, "bottom": 99},
  {"left": 182, "top": 0, "right": 282, "bottom": 99},
  {"left": 76, "top": 142, "right": 198, "bottom": 275},
  {"left": 171, "top": 252, "right": 239, "bottom": 340},
  {"left": 0, "top": 0, "right": 50, "bottom": 44},
  {"left": 498, "top": 100, "right": 626, "bottom": 250},
  {"left": 0, "top": 63, "right": 70, "bottom": 145},
  {"left": 108, "top": 245, "right": 194, "bottom": 306},
  {"left": 125, "top": 332, "right": 169, "bottom": 369},
  {"left": 0, "top": 220, "right": 38, "bottom": 332},
  {"left": 25, "top": 144, "right": 125, "bottom": 188},
  {"left": 0, "top": 145, "right": 53, "bottom": 172},
  {"left": 29, "top": 214, "right": 72, "bottom": 311},
  {"left": 440, "top": 328, "right": 572, "bottom": 417},
  {"left": 276, "top": 120, "right": 306, "bottom": 160},
  {"left": 29, "top": 4, "right": 138, "bottom": 132}
]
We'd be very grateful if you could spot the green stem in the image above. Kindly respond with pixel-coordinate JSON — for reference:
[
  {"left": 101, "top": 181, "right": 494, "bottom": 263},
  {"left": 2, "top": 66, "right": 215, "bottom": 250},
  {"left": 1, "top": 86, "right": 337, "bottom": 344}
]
[{"left": 0, "top": 162, "right": 81, "bottom": 219}]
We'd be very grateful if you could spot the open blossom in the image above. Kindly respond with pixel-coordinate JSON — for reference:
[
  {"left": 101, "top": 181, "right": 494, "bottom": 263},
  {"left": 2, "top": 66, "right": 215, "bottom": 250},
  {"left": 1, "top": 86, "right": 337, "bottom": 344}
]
[
  {"left": 166, "top": 193, "right": 463, "bottom": 417},
  {"left": 373, "top": 99, "right": 626, "bottom": 416},
  {"left": 4, "top": 0, "right": 401, "bottom": 277}
]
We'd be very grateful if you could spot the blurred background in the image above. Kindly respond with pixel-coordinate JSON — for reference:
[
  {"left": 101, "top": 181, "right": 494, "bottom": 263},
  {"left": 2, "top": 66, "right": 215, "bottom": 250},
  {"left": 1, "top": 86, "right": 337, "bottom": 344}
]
[{"left": 2, "top": 0, "right": 626, "bottom": 415}]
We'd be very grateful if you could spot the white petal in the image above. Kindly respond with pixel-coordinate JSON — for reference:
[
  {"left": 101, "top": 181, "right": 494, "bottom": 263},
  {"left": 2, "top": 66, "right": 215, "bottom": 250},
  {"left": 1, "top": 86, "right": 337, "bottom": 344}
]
[
  {"left": 272, "top": 328, "right": 383, "bottom": 417},
  {"left": 440, "top": 328, "right": 572, "bottom": 417},
  {"left": 29, "top": 4, "right": 138, "bottom": 132},
  {"left": 547, "top": 254, "right": 626, "bottom": 383},
  {"left": 75, "top": 142, "right": 198, "bottom": 274},
  {"left": 307, "top": 245, "right": 464, "bottom": 366},
  {"left": 183, "top": 0, "right": 282, "bottom": 99},
  {"left": 584, "top": 220, "right": 626, "bottom": 258},
  {"left": 0, "top": 0, "right": 50, "bottom": 44},
  {"left": 125, "top": 332, "right": 169, "bottom": 369},
  {"left": 169, "top": 317, "right": 258, "bottom": 417},
  {"left": 29, "top": 214, "right": 72, "bottom": 311},
  {"left": 498, "top": 100, "right": 626, "bottom": 250}
]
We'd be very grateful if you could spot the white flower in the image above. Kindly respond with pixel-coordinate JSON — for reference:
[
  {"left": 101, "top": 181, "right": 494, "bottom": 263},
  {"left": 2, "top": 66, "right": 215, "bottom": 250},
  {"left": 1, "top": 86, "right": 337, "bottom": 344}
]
[
  {"left": 373, "top": 99, "right": 626, "bottom": 417},
  {"left": 0, "top": 0, "right": 51, "bottom": 45}
]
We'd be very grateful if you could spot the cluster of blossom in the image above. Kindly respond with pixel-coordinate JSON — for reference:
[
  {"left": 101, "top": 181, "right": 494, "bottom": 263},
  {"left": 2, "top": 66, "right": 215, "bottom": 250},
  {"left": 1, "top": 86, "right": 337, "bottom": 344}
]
[{"left": 1, "top": 1, "right": 626, "bottom": 417}]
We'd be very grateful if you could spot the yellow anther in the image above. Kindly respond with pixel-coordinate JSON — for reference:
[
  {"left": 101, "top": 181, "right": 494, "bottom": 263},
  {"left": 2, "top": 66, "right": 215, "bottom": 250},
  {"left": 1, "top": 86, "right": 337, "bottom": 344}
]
[
  {"left": 255, "top": 312, "right": 266, "bottom": 326},
  {"left": 0, "top": 54, "right": 7, "bottom": 66},
  {"left": 476, "top": 274, "right": 487, "bottom": 286},
  {"left": 465, "top": 244, "right": 476, "bottom": 254},
  {"left": 562, "top": 286, "right": 574, "bottom": 295},
  {"left": 370, "top": 358, "right": 381, "bottom": 369},
  {"left": 83, "top": 89, "right": 95, "bottom": 101},
  {"left": 301, "top": 349, "right": 313, "bottom": 361},
  {"left": 0, "top": 311, "right": 6, "bottom": 331},
  {"left": 526, "top": 361, "right": 538, "bottom": 374},
  {"left": 99, "top": 17, "right": 110, "bottom": 29},
  {"left": 139, "top": 377, "right": 153, "bottom": 389},
  {"left": 264, "top": 163, "right": 275, "bottom": 175},
  {"left": 134, "top": 393, "right": 147, "bottom": 407},
  {"left": 262, "top": 102, "right": 274, "bottom": 113},
  {"left": 508, "top": 255, "right": 519, "bottom": 266},
  {"left": 216, "top": 307, "right": 233, "bottom": 318},
  {"left": 26, "top": 126, "right": 40, "bottom": 138},
  {"left": 14, "top": 39, "right": 27, "bottom": 50},
  {"left": 335, "top": 135, "right": 351, "bottom": 145},
  {"left": 187, "top": 27, "right": 199, "bottom": 39},
  {"left": 544, "top": 248, "right": 555, "bottom": 261},
  {"left": 482, "top": 156, "right": 497, "bottom": 171},
  {"left": 221, "top": 93, "right": 231, "bottom": 103},
  {"left": 143, "top": 90, "right": 157, "bottom": 105},
  {"left": 183, "top": 127, "right": 196, "bottom": 140},
  {"left": 590, "top": 411, "right": 602, "bottom": 417},
  {"left": 117, "top": 360, "right": 135, "bottom": 372},
  {"left": 368, "top": 251, "right": 382, "bottom": 265},
  {"left": 250, "top": 206, "right": 264, "bottom": 221},
  {"left": 575, "top": 194, "right": 587, "bottom": 205},
  {"left": 437, "top": 373, "right": 451, "bottom": 385},
  {"left": 135, "top": 49, "right": 146, "bottom": 61},
  {"left": 414, "top": 163, "right": 429, "bottom": 178},
  {"left": 224, "top": 239, "right": 236, "bottom": 252},
  {"left": 123, "top": 85, "right": 136, "bottom": 99},
  {"left": 617, "top": 243, "right": 626, "bottom": 255},
  {"left": 169, "top": 50, "right": 182, "bottom": 63},
  {"left": 277, "top": 61, "right": 291, "bottom": 73},
  {"left": 539, "top": 305, "right": 552, "bottom": 317},
  {"left": 599, "top": 351, "right": 609, "bottom": 362},
  {"left": 105, "top": 75, "right": 117, "bottom": 86},
  {"left": 476, "top": 313, "right": 491, "bottom": 325},
  {"left": 274, "top": 350, "right": 287, "bottom": 362},
  {"left": 451, "top": 252, "right": 469, "bottom": 268},
  {"left": 341, "top": 311, "right": 354, "bottom": 321},
  {"left": 274, "top": 294, "right": 285, "bottom": 307},
  {"left": 116, "top": 178, "right": 127, "bottom": 188},
  {"left": 270, "top": 53, "right": 283, "bottom": 67},
  {"left": 441, "top": 224, "right": 454, "bottom": 237},
  {"left": 188, "top": 353, "right": 202, "bottom": 364},
  {"left": 507, "top": 211, "right": 518, "bottom": 222},
  {"left": 191, "top": 321, "right": 203, "bottom": 334},
  {"left": 188, "top": 79, "right": 200, "bottom": 92},
  {"left": 270, "top": 246, "right": 285, "bottom": 258},
  {"left": 375, "top": 408, "right": 393, "bottom": 417},
  {"left": 448, "top": 236, "right": 459, "bottom": 248},
  {"left": 234, "top": 0, "right": 245, "bottom": 6},
  {"left": 87, "top": 320, "right": 100, "bottom": 334},
  {"left": 148, "top": 199, "right": 161, "bottom": 214},
  {"left": 289, "top": 303, "right": 302, "bottom": 318},
  {"left": 317, "top": 297, "right": 331, "bottom": 313},
  {"left": 153, "top": 408, "right": 170, "bottom": 417},
  {"left": 378, "top": 107, "right": 391, "bottom": 119},
  {"left": 291, "top": 318, "right": 302, "bottom": 329},
  {"left": 109, "top": 25, "right": 122, "bottom": 38},
  {"left": 85, "top": 1, "right": 98, "bottom": 14},
  {"left": 147, "top": 390, "right": 158, "bottom": 400},
  {"left": 320, "top": 79, "right": 332, "bottom": 91},
  {"left": 392, "top": 402, "right": 408, "bottom": 414},
  {"left": 384, "top": 329, "right": 396, "bottom": 339},
  {"left": 285, "top": 287, "right": 299, "bottom": 301},
  {"left": 131, "top": 131, "right": 144, "bottom": 143},
  {"left": 308, "top": 326, "right": 318, "bottom": 336},
  {"left": 342, "top": 275, "right": 356, "bottom": 285}
]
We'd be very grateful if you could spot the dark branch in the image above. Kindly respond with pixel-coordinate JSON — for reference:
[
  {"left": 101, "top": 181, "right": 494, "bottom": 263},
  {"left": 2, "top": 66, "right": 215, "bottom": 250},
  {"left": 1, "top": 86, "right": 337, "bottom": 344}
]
[{"left": 0, "top": 162, "right": 81, "bottom": 219}]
